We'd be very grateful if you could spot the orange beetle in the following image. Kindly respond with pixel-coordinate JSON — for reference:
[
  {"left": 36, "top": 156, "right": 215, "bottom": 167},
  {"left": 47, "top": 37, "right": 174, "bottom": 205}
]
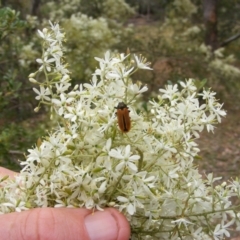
[{"left": 115, "top": 102, "right": 131, "bottom": 133}]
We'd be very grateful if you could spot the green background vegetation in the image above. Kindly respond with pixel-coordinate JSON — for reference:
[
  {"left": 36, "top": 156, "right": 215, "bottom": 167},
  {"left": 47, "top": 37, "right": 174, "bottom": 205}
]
[{"left": 0, "top": 0, "right": 240, "bottom": 175}]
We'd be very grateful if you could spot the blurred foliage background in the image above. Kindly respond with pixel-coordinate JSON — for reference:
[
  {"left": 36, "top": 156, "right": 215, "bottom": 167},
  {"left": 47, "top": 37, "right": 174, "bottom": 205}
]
[{"left": 0, "top": 0, "right": 240, "bottom": 172}]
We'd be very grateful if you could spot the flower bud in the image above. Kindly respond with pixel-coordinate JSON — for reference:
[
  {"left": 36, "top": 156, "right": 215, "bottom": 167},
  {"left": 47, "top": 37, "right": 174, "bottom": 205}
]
[{"left": 29, "top": 78, "right": 38, "bottom": 83}]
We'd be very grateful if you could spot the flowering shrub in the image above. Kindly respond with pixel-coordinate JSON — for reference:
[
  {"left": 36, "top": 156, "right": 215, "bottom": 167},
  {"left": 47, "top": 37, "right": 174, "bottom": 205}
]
[
  {"left": 41, "top": 0, "right": 134, "bottom": 81},
  {"left": 133, "top": 0, "right": 240, "bottom": 93},
  {"left": 1, "top": 22, "right": 240, "bottom": 240},
  {"left": 61, "top": 13, "right": 121, "bottom": 80}
]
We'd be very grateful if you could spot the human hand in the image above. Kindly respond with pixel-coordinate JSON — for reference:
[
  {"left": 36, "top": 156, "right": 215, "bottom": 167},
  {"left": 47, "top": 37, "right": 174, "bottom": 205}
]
[{"left": 0, "top": 167, "right": 130, "bottom": 240}]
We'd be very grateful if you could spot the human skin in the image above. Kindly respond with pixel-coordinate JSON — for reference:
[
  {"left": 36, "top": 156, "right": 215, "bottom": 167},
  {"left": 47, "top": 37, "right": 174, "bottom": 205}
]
[{"left": 0, "top": 167, "right": 130, "bottom": 240}]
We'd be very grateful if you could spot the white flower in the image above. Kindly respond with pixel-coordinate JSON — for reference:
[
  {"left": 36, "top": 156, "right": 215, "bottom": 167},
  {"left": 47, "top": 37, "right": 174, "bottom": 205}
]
[
  {"left": 109, "top": 145, "right": 139, "bottom": 172},
  {"left": 1, "top": 198, "right": 28, "bottom": 212},
  {"left": 180, "top": 79, "right": 197, "bottom": 92},
  {"left": 97, "top": 110, "right": 116, "bottom": 133},
  {"left": 94, "top": 51, "right": 112, "bottom": 65},
  {"left": 52, "top": 93, "right": 74, "bottom": 116},
  {"left": 36, "top": 56, "right": 55, "bottom": 72},
  {"left": 64, "top": 102, "right": 85, "bottom": 122},
  {"left": 159, "top": 83, "right": 179, "bottom": 100},
  {"left": 106, "top": 66, "right": 134, "bottom": 79},
  {"left": 49, "top": 21, "right": 65, "bottom": 44},
  {"left": 84, "top": 75, "right": 103, "bottom": 97},
  {"left": 171, "top": 218, "right": 193, "bottom": 228},
  {"left": 128, "top": 83, "right": 148, "bottom": 95},
  {"left": 117, "top": 196, "right": 135, "bottom": 215},
  {"left": 55, "top": 82, "right": 71, "bottom": 94},
  {"left": 213, "top": 219, "right": 235, "bottom": 240},
  {"left": 37, "top": 28, "right": 53, "bottom": 42},
  {"left": 134, "top": 54, "right": 152, "bottom": 70},
  {"left": 33, "top": 86, "right": 51, "bottom": 101},
  {"left": 198, "top": 89, "right": 216, "bottom": 100}
]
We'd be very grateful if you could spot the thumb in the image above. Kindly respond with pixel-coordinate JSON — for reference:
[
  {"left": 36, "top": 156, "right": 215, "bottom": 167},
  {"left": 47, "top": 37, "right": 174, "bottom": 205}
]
[{"left": 0, "top": 207, "right": 130, "bottom": 240}]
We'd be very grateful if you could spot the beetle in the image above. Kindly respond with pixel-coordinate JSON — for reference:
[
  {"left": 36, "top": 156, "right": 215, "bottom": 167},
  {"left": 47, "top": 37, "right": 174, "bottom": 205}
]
[{"left": 115, "top": 102, "right": 131, "bottom": 133}]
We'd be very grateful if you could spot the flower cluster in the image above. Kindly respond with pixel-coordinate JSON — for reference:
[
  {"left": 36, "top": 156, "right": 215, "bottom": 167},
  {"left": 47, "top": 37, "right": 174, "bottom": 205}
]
[{"left": 1, "top": 22, "right": 240, "bottom": 239}]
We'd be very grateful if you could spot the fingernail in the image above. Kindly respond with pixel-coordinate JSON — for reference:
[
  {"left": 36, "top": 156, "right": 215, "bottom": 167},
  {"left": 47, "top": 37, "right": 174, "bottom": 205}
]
[{"left": 85, "top": 210, "right": 118, "bottom": 240}]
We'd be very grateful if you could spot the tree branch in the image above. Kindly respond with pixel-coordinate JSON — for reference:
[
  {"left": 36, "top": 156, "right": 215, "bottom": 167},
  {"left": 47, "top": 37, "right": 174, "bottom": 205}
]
[{"left": 219, "top": 32, "right": 240, "bottom": 48}]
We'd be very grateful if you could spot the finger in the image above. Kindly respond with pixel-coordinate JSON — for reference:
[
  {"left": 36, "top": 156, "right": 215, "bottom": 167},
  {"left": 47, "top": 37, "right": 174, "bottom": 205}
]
[
  {"left": 0, "top": 167, "right": 18, "bottom": 179},
  {"left": 0, "top": 207, "right": 130, "bottom": 240},
  {"left": 86, "top": 208, "right": 130, "bottom": 240}
]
